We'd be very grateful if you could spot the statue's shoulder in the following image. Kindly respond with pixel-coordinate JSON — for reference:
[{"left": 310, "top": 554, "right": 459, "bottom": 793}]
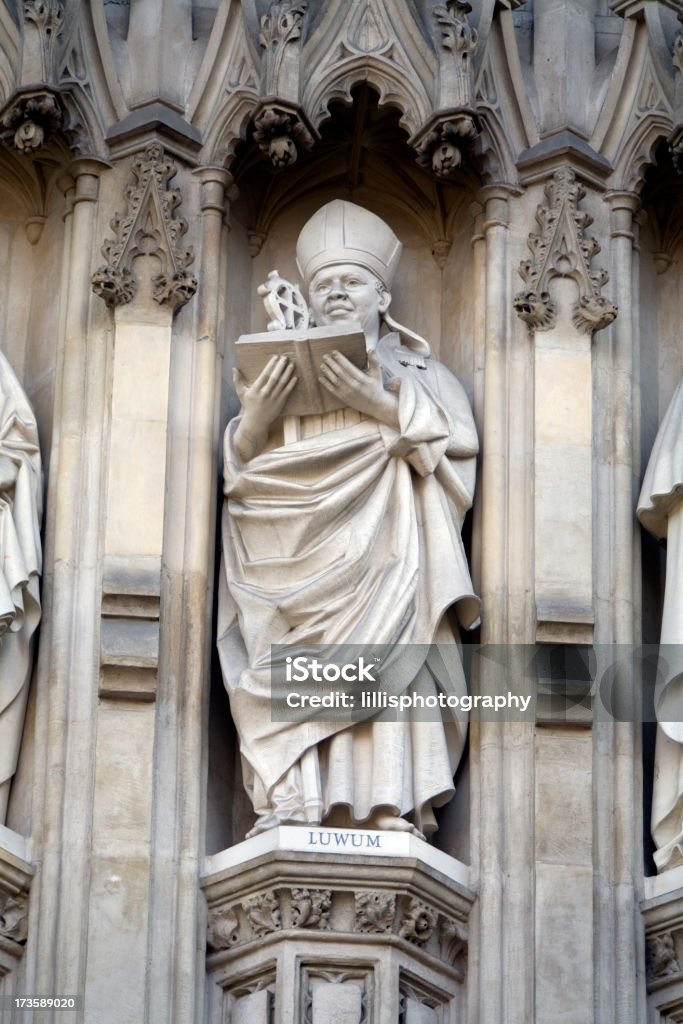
[{"left": 378, "top": 333, "right": 470, "bottom": 403}]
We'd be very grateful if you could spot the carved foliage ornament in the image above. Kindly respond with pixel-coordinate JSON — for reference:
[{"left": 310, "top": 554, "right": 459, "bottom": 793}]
[
  {"left": 22, "top": 0, "right": 65, "bottom": 83},
  {"left": 252, "top": 103, "right": 314, "bottom": 168},
  {"left": 91, "top": 144, "right": 197, "bottom": 313},
  {"left": 514, "top": 168, "right": 617, "bottom": 335},
  {"left": 0, "top": 893, "right": 28, "bottom": 944},
  {"left": 647, "top": 930, "right": 682, "bottom": 984},
  {"left": 0, "top": 91, "right": 63, "bottom": 153},
  {"left": 259, "top": 1, "right": 307, "bottom": 95},
  {"left": 410, "top": 1, "right": 479, "bottom": 177}
]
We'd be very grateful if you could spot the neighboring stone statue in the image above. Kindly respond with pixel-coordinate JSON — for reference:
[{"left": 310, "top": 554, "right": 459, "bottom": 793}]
[
  {"left": 218, "top": 200, "right": 479, "bottom": 839},
  {"left": 0, "top": 350, "right": 42, "bottom": 826},
  {"left": 638, "top": 379, "right": 683, "bottom": 870}
]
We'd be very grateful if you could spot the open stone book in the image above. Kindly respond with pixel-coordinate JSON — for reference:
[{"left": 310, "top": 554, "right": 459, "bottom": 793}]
[{"left": 235, "top": 322, "right": 367, "bottom": 416}]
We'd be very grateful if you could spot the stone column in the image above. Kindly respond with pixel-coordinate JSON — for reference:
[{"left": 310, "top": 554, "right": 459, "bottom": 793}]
[
  {"left": 592, "top": 189, "right": 645, "bottom": 1024},
  {"left": 146, "top": 165, "right": 235, "bottom": 1024},
  {"left": 28, "top": 157, "right": 109, "bottom": 1022}
]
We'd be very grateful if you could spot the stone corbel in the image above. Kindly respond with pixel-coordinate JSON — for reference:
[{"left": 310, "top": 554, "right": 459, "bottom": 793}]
[
  {"left": 252, "top": 101, "right": 316, "bottom": 168},
  {"left": 514, "top": 168, "right": 617, "bottom": 335},
  {"left": 91, "top": 143, "right": 197, "bottom": 314},
  {"left": 0, "top": 88, "right": 64, "bottom": 154},
  {"left": 409, "top": 0, "right": 479, "bottom": 178},
  {"left": 252, "top": 1, "right": 317, "bottom": 168}
]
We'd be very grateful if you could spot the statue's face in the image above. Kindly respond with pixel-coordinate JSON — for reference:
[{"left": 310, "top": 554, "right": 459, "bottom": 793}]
[{"left": 308, "top": 264, "right": 389, "bottom": 337}]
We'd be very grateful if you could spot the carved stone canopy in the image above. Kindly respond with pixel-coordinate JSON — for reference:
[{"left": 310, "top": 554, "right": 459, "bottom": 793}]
[
  {"left": 91, "top": 143, "right": 197, "bottom": 313},
  {"left": 514, "top": 168, "right": 618, "bottom": 334}
]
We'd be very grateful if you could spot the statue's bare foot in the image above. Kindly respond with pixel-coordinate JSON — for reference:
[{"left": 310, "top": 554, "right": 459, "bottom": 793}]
[{"left": 369, "top": 810, "right": 426, "bottom": 841}]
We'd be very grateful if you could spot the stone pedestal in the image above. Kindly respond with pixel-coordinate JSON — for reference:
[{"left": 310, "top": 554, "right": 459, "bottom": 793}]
[
  {"left": 0, "top": 826, "right": 33, "bottom": 1003},
  {"left": 202, "top": 828, "right": 474, "bottom": 1024},
  {"left": 643, "top": 867, "right": 683, "bottom": 1019}
]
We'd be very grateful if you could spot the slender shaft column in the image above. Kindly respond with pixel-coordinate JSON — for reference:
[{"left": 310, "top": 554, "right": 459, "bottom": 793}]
[
  {"left": 593, "top": 190, "right": 644, "bottom": 1024},
  {"left": 146, "top": 167, "right": 235, "bottom": 1024},
  {"left": 471, "top": 185, "right": 510, "bottom": 1024},
  {"left": 30, "top": 158, "right": 109, "bottom": 1023}
]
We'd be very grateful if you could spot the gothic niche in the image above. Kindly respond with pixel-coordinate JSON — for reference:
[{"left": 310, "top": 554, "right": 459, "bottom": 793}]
[{"left": 206, "top": 84, "right": 483, "bottom": 857}]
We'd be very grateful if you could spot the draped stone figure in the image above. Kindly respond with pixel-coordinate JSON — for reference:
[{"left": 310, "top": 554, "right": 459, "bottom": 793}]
[
  {"left": 218, "top": 200, "right": 479, "bottom": 839},
  {"left": 638, "top": 380, "right": 683, "bottom": 870},
  {"left": 0, "top": 350, "right": 42, "bottom": 826}
]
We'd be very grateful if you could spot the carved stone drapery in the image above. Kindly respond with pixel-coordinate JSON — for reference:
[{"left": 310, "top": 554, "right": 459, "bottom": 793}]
[
  {"left": 514, "top": 168, "right": 617, "bottom": 334},
  {"left": 91, "top": 143, "right": 197, "bottom": 313}
]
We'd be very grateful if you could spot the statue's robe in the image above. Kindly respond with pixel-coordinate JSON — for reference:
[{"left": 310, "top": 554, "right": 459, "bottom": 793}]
[
  {"left": 218, "top": 333, "right": 478, "bottom": 836},
  {"left": 638, "top": 377, "right": 683, "bottom": 869},
  {"left": 0, "top": 351, "right": 42, "bottom": 825}
]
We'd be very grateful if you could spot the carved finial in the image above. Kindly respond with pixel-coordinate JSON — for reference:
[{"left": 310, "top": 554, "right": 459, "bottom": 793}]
[
  {"left": 91, "top": 144, "right": 197, "bottom": 313},
  {"left": 513, "top": 168, "right": 617, "bottom": 335},
  {"left": 259, "top": 0, "right": 307, "bottom": 96}
]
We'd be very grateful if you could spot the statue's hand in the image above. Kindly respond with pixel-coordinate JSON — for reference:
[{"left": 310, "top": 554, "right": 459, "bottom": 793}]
[
  {"left": 319, "top": 350, "right": 399, "bottom": 428},
  {"left": 232, "top": 356, "right": 298, "bottom": 463},
  {"left": 233, "top": 355, "right": 297, "bottom": 429},
  {"left": 0, "top": 455, "right": 18, "bottom": 493}
]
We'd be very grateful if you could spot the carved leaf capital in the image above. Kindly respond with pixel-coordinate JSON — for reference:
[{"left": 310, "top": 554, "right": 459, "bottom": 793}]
[
  {"left": 91, "top": 144, "right": 196, "bottom": 314},
  {"left": 515, "top": 168, "right": 617, "bottom": 336}
]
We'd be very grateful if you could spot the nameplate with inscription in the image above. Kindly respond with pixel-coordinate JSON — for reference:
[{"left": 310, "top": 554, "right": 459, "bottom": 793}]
[{"left": 203, "top": 825, "right": 470, "bottom": 890}]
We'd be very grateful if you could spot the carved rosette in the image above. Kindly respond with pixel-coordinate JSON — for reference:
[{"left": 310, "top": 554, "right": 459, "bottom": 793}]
[
  {"left": 91, "top": 143, "right": 197, "bottom": 314},
  {"left": 252, "top": 103, "right": 315, "bottom": 168},
  {"left": 514, "top": 168, "right": 617, "bottom": 335},
  {"left": 0, "top": 90, "right": 63, "bottom": 153},
  {"left": 398, "top": 897, "right": 438, "bottom": 946}
]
